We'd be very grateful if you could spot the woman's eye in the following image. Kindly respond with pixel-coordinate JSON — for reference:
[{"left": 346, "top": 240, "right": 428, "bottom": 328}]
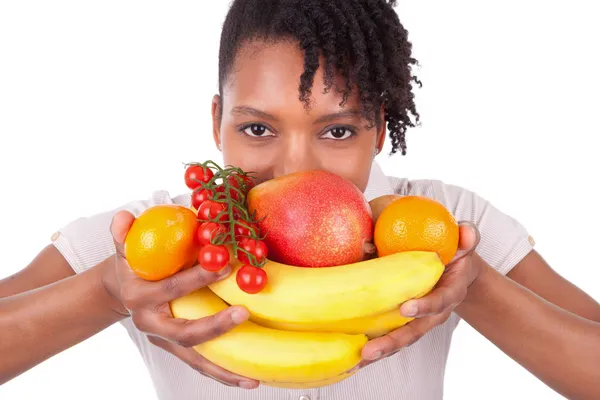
[
  {"left": 322, "top": 127, "right": 355, "bottom": 140},
  {"left": 242, "top": 124, "right": 273, "bottom": 137}
]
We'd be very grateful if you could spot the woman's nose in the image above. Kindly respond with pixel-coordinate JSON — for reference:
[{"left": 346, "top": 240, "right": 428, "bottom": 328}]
[{"left": 272, "top": 135, "right": 322, "bottom": 178}]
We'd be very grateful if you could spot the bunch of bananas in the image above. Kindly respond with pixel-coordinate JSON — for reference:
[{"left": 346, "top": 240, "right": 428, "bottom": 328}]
[{"left": 169, "top": 245, "right": 444, "bottom": 389}]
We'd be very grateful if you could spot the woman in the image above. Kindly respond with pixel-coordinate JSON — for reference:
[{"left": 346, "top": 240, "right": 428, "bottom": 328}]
[{"left": 1, "top": 0, "right": 599, "bottom": 399}]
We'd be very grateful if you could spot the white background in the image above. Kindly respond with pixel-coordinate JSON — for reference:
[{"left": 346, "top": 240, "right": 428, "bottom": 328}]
[{"left": 1, "top": 1, "right": 599, "bottom": 399}]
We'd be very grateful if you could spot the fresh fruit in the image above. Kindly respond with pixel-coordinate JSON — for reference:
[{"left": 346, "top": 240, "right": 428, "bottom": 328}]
[
  {"left": 197, "top": 200, "right": 228, "bottom": 223},
  {"left": 185, "top": 165, "right": 214, "bottom": 190},
  {"left": 236, "top": 237, "right": 268, "bottom": 265},
  {"left": 209, "top": 247, "right": 444, "bottom": 323},
  {"left": 191, "top": 188, "right": 214, "bottom": 209},
  {"left": 169, "top": 288, "right": 366, "bottom": 388},
  {"left": 124, "top": 204, "right": 200, "bottom": 281},
  {"left": 196, "top": 222, "right": 227, "bottom": 247},
  {"left": 251, "top": 305, "right": 414, "bottom": 339},
  {"left": 165, "top": 162, "right": 455, "bottom": 389},
  {"left": 233, "top": 221, "right": 258, "bottom": 240},
  {"left": 374, "top": 195, "right": 459, "bottom": 265},
  {"left": 236, "top": 264, "right": 268, "bottom": 294},
  {"left": 198, "top": 244, "right": 230, "bottom": 272},
  {"left": 184, "top": 161, "right": 268, "bottom": 289},
  {"left": 227, "top": 172, "right": 255, "bottom": 193},
  {"left": 246, "top": 170, "right": 373, "bottom": 268}
]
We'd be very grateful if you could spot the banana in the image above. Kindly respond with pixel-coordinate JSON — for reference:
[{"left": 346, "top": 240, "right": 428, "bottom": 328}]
[
  {"left": 169, "top": 287, "right": 367, "bottom": 388},
  {"left": 208, "top": 249, "right": 444, "bottom": 324},
  {"left": 250, "top": 305, "right": 415, "bottom": 339}
]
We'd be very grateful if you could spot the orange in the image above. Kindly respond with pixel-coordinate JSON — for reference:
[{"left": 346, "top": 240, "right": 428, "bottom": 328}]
[
  {"left": 124, "top": 204, "right": 200, "bottom": 281},
  {"left": 374, "top": 196, "right": 459, "bottom": 265}
]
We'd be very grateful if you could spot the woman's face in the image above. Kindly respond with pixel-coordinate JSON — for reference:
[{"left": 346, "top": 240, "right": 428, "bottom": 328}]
[{"left": 212, "top": 39, "right": 385, "bottom": 192}]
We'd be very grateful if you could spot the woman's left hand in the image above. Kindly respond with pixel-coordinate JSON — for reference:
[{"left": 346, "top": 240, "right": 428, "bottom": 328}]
[{"left": 359, "top": 221, "right": 481, "bottom": 365}]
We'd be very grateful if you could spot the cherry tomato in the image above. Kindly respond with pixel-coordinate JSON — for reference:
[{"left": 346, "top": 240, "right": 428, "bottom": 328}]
[
  {"left": 213, "top": 184, "right": 239, "bottom": 201},
  {"left": 185, "top": 165, "right": 214, "bottom": 190},
  {"left": 234, "top": 221, "right": 258, "bottom": 240},
  {"left": 215, "top": 182, "right": 247, "bottom": 202},
  {"left": 191, "top": 189, "right": 213, "bottom": 209},
  {"left": 236, "top": 264, "right": 267, "bottom": 294},
  {"left": 227, "top": 173, "right": 254, "bottom": 194},
  {"left": 197, "top": 200, "right": 229, "bottom": 222},
  {"left": 232, "top": 207, "right": 243, "bottom": 220},
  {"left": 236, "top": 238, "right": 268, "bottom": 265},
  {"left": 196, "top": 222, "right": 227, "bottom": 246},
  {"left": 198, "top": 244, "right": 230, "bottom": 272}
]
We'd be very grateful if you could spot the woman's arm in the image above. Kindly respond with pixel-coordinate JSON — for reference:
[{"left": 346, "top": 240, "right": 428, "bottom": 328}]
[
  {"left": 0, "top": 245, "right": 76, "bottom": 298},
  {"left": 0, "top": 254, "right": 126, "bottom": 385},
  {"left": 0, "top": 211, "right": 261, "bottom": 389},
  {"left": 506, "top": 249, "right": 600, "bottom": 322},
  {"left": 456, "top": 252, "right": 600, "bottom": 400}
]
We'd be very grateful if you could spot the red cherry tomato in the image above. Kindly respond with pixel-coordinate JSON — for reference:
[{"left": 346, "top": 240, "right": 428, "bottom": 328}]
[
  {"left": 227, "top": 173, "right": 254, "bottom": 194},
  {"left": 232, "top": 207, "right": 243, "bottom": 220},
  {"left": 185, "top": 165, "right": 214, "bottom": 190},
  {"left": 236, "top": 238, "right": 268, "bottom": 265},
  {"left": 234, "top": 221, "right": 258, "bottom": 240},
  {"left": 191, "top": 189, "right": 213, "bottom": 209},
  {"left": 198, "top": 244, "right": 230, "bottom": 272},
  {"left": 216, "top": 182, "right": 250, "bottom": 202},
  {"left": 196, "top": 222, "right": 227, "bottom": 246},
  {"left": 197, "top": 200, "right": 228, "bottom": 222},
  {"left": 236, "top": 264, "right": 267, "bottom": 294},
  {"left": 213, "top": 184, "right": 239, "bottom": 201}
]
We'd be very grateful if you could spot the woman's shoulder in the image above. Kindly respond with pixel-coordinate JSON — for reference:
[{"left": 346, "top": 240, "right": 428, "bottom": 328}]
[
  {"left": 366, "top": 162, "right": 473, "bottom": 204},
  {"left": 384, "top": 174, "right": 471, "bottom": 206}
]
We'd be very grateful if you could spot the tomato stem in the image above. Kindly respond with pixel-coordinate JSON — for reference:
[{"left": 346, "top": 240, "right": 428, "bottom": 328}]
[{"left": 185, "top": 160, "right": 266, "bottom": 268}]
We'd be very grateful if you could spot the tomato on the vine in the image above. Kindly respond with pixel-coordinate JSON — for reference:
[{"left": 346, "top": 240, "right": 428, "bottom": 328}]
[
  {"left": 234, "top": 221, "right": 258, "bottom": 240},
  {"left": 185, "top": 165, "right": 214, "bottom": 190},
  {"left": 197, "top": 200, "right": 229, "bottom": 223},
  {"left": 196, "top": 222, "right": 227, "bottom": 246},
  {"left": 236, "top": 264, "right": 267, "bottom": 294},
  {"left": 213, "top": 184, "right": 239, "bottom": 202},
  {"left": 191, "top": 189, "right": 214, "bottom": 209},
  {"left": 198, "top": 244, "right": 230, "bottom": 272},
  {"left": 227, "top": 173, "right": 254, "bottom": 194},
  {"left": 236, "top": 237, "right": 268, "bottom": 265},
  {"left": 232, "top": 207, "right": 243, "bottom": 220}
]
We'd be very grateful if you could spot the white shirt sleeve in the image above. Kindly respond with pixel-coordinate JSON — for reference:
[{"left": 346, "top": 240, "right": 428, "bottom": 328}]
[
  {"left": 51, "top": 190, "right": 190, "bottom": 274},
  {"left": 393, "top": 178, "right": 535, "bottom": 275}
]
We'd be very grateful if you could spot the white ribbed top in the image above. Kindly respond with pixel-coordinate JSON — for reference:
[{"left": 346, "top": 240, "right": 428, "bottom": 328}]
[{"left": 51, "top": 161, "right": 534, "bottom": 400}]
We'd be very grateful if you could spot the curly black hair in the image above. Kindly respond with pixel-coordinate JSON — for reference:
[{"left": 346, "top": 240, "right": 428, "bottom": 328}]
[{"left": 218, "top": 0, "right": 421, "bottom": 155}]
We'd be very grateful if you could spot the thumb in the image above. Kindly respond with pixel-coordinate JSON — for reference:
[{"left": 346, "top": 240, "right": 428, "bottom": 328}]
[
  {"left": 448, "top": 221, "right": 480, "bottom": 265},
  {"left": 362, "top": 239, "right": 378, "bottom": 260},
  {"left": 110, "top": 210, "right": 136, "bottom": 259}
]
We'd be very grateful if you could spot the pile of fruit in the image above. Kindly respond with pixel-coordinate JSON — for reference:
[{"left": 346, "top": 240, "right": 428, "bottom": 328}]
[{"left": 123, "top": 160, "right": 459, "bottom": 389}]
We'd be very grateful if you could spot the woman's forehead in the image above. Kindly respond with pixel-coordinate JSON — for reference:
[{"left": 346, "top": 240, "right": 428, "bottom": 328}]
[{"left": 222, "top": 39, "right": 361, "bottom": 116}]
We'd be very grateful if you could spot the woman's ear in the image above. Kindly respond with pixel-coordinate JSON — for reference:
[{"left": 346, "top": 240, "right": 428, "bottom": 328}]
[{"left": 212, "top": 94, "right": 222, "bottom": 151}]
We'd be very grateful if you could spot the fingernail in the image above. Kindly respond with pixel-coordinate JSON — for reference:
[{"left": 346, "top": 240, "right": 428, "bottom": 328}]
[
  {"left": 217, "top": 265, "right": 232, "bottom": 280},
  {"left": 403, "top": 303, "right": 418, "bottom": 317},
  {"left": 239, "top": 381, "right": 257, "bottom": 389},
  {"left": 369, "top": 351, "right": 382, "bottom": 360},
  {"left": 231, "top": 307, "right": 249, "bottom": 324},
  {"left": 347, "top": 364, "right": 362, "bottom": 374}
]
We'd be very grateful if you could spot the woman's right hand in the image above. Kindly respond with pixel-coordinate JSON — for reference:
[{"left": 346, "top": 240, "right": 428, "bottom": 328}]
[{"left": 104, "top": 209, "right": 259, "bottom": 390}]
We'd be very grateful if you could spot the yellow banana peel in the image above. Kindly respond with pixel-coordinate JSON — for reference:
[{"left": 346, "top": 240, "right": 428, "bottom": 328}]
[{"left": 169, "top": 288, "right": 366, "bottom": 388}]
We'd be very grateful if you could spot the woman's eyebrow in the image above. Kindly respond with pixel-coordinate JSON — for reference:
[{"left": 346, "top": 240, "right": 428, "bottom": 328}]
[
  {"left": 230, "top": 106, "right": 362, "bottom": 123},
  {"left": 314, "top": 109, "right": 362, "bottom": 124},
  {"left": 231, "top": 106, "right": 278, "bottom": 121}
]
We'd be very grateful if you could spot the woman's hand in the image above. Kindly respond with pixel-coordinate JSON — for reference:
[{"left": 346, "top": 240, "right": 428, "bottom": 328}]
[
  {"left": 359, "top": 221, "right": 481, "bottom": 365},
  {"left": 103, "top": 210, "right": 259, "bottom": 390}
]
